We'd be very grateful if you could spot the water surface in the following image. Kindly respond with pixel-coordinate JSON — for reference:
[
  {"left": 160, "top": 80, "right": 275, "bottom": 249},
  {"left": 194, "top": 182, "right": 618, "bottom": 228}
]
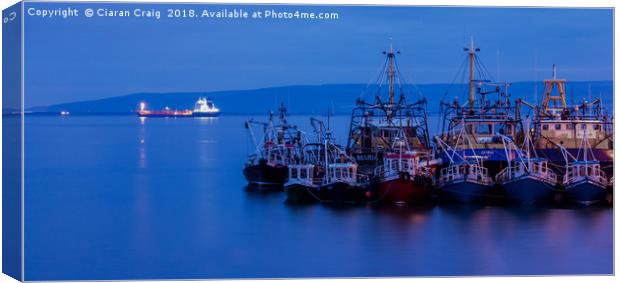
[{"left": 24, "top": 115, "right": 613, "bottom": 280}]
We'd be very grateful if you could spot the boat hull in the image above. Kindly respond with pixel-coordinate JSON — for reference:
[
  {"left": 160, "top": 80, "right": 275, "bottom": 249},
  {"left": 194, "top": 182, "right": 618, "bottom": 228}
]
[
  {"left": 375, "top": 174, "right": 431, "bottom": 204},
  {"left": 438, "top": 181, "right": 493, "bottom": 203},
  {"left": 565, "top": 179, "right": 608, "bottom": 205},
  {"left": 501, "top": 177, "right": 557, "bottom": 205},
  {"left": 192, "top": 112, "right": 221, "bottom": 117},
  {"left": 137, "top": 113, "right": 192, "bottom": 118},
  {"left": 243, "top": 161, "right": 288, "bottom": 187},
  {"left": 285, "top": 183, "right": 319, "bottom": 203},
  {"left": 320, "top": 181, "right": 367, "bottom": 204}
]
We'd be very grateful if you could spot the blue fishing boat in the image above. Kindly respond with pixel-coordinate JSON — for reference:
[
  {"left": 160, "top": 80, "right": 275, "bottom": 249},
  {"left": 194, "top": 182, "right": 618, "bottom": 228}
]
[
  {"left": 495, "top": 122, "right": 560, "bottom": 205},
  {"left": 559, "top": 131, "right": 610, "bottom": 205},
  {"left": 436, "top": 38, "right": 521, "bottom": 202}
]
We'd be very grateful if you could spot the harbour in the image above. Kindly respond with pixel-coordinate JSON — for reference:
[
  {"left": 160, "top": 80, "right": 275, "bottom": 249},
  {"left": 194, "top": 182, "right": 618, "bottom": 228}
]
[{"left": 242, "top": 42, "right": 614, "bottom": 207}]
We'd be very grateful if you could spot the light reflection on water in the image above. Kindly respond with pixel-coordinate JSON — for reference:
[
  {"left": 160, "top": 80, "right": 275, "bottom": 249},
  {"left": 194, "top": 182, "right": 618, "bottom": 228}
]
[{"left": 23, "top": 115, "right": 612, "bottom": 281}]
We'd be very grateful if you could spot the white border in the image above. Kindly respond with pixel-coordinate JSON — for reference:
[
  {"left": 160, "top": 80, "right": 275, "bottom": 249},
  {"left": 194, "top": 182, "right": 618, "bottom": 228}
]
[{"left": 0, "top": 1, "right": 618, "bottom": 283}]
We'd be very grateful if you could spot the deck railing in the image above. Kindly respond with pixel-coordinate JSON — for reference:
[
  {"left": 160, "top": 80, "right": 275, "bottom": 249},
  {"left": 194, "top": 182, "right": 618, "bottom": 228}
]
[
  {"left": 438, "top": 164, "right": 492, "bottom": 186},
  {"left": 564, "top": 164, "right": 609, "bottom": 186}
]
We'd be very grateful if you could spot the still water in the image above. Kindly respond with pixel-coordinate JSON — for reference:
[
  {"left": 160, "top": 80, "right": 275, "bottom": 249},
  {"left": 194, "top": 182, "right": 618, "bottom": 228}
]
[{"left": 24, "top": 115, "right": 612, "bottom": 280}]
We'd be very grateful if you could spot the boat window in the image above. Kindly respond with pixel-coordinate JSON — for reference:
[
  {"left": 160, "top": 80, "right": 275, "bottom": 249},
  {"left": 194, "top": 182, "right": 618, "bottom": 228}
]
[
  {"left": 593, "top": 124, "right": 600, "bottom": 130},
  {"left": 495, "top": 124, "right": 511, "bottom": 135},
  {"left": 291, "top": 169, "right": 298, "bottom": 179},
  {"left": 554, "top": 124, "right": 562, "bottom": 130},
  {"left": 466, "top": 125, "right": 473, "bottom": 134},
  {"left": 476, "top": 124, "right": 492, "bottom": 135},
  {"left": 567, "top": 124, "right": 574, "bottom": 130},
  {"left": 581, "top": 124, "right": 587, "bottom": 130},
  {"left": 542, "top": 124, "right": 549, "bottom": 131},
  {"left": 300, "top": 169, "right": 307, "bottom": 179}
]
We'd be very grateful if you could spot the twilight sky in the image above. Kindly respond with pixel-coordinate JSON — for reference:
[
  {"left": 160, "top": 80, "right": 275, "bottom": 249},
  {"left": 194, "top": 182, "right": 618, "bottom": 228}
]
[{"left": 23, "top": 2, "right": 613, "bottom": 107}]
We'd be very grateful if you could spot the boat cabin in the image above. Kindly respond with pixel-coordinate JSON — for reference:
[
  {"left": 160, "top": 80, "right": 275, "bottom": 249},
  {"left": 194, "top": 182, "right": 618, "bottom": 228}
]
[
  {"left": 537, "top": 120, "right": 608, "bottom": 149},
  {"left": 564, "top": 161, "right": 608, "bottom": 186},
  {"left": 496, "top": 158, "right": 557, "bottom": 185},
  {"left": 447, "top": 118, "right": 517, "bottom": 149},
  {"left": 376, "top": 152, "right": 419, "bottom": 176},
  {"left": 288, "top": 164, "right": 320, "bottom": 186},
  {"left": 326, "top": 163, "right": 368, "bottom": 185},
  {"left": 439, "top": 163, "right": 492, "bottom": 186}
]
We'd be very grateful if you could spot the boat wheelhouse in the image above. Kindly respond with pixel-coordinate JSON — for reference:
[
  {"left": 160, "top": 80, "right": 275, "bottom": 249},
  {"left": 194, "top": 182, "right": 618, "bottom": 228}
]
[
  {"left": 321, "top": 155, "right": 369, "bottom": 204},
  {"left": 193, "top": 97, "right": 221, "bottom": 117},
  {"left": 285, "top": 163, "right": 321, "bottom": 203},
  {"left": 564, "top": 160, "right": 608, "bottom": 203}
]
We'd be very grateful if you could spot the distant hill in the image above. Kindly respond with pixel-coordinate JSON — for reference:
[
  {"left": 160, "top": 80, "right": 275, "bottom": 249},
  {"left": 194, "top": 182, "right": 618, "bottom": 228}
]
[{"left": 28, "top": 81, "right": 613, "bottom": 115}]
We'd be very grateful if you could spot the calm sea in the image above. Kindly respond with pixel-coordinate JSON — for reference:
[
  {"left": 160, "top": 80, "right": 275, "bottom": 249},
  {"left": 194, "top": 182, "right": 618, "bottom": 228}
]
[{"left": 24, "top": 115, "right": 612, "bottom": 280}]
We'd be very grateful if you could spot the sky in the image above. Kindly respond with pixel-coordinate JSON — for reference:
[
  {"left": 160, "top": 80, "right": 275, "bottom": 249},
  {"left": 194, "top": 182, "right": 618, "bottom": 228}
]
[{"left": 23, "top": 2, "right": 613, "bottom": 107}]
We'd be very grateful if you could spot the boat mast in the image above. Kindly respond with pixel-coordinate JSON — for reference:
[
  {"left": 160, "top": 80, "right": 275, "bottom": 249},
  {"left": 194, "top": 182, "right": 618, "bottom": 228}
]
[
  {"left": 465, "top": 37, "right": 480, "bottom": 112},
  {"left": 388, "top": 40, "right": 395, "bottom": 106},
  {"left": 541, "top": 64, "right": 567, "bottom": 112}
]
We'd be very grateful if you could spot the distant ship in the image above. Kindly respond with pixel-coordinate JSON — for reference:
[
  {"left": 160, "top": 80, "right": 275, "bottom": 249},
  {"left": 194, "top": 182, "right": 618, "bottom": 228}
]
[
  {"left": 136, "top": 98, "right": 221, "bottom": 118},
  {"left": 137, "top": 102, "right": 193, "bottom": 117},
  {"left": 192, "top": 97, "right": 221, "bottom": 117}
]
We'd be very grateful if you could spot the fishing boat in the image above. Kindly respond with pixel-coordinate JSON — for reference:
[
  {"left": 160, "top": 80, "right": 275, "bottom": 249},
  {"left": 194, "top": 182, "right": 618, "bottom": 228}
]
[
  {"left": 436, "top": 39, "right": 521, "bottom": 201},
  {"left": 320, "top": 146, "right": 369, "bottom": 204},
  {"left": 243, "top": 104, "right": 303, "bottom": 188},
  {"left": 558, "top": 129, "right": 610, "bottom": 205},
  {"left": 192, "top": 97, "right": 221, "bottom": 117},
  {"left": 346, "top": 43, "right": 434, "bottom": 199},
  {"left": 284, "top": 140, "right": 326, "bottom": 203},
  {"left": 372, "top": 127, "right": 434, "bottom": 204},
  {"left": 495, "top": 127, "right": 559, "bottom": 205},
  {"left": 516, "top": 65, "right": 613, "bottom": 177},
  {"left": 305, "top": 117, "right": 369, "bottom": 203},
  {"left": 285, "top": 163, "right": 321, "bottom": 203},
  {"left": 137, "top": 102, "right": 193, "bottom": 117},
  {"left": 435, "top": 133, "right": 494, "bottom": 203}
]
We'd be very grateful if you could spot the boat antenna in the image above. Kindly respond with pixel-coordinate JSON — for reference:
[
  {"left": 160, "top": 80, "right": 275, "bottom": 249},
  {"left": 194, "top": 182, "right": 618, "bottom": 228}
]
[
  {"left": 383, "top": 38, "right": 400, "bottom": 106},
  {"left": 326, "top": 107, "right": 331, "bottom": 141},
  {"left": 464, "top": 36, "right": 480, "bottom": 112},
  {"left": 496, "top": 50, "right": 500, "bottom": 82}
]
